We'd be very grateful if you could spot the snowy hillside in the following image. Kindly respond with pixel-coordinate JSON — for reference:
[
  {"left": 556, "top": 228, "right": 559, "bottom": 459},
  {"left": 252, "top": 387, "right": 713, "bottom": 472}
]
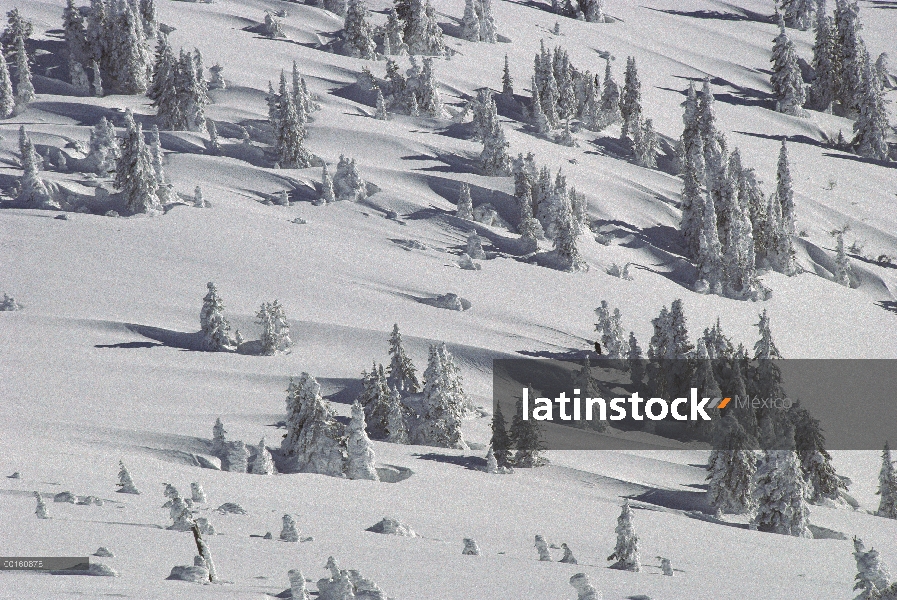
[{"left": 1, "top": 0, "right": 897, "bottom": 597}]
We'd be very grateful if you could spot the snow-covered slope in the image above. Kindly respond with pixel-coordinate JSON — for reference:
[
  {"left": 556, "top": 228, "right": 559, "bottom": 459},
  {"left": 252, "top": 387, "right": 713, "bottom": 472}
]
[{"left": 2, "top": 0, "right": 897, "bottom": 597}]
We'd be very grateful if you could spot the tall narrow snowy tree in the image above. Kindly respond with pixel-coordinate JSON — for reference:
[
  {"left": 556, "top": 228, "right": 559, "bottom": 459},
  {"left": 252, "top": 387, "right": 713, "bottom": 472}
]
[
  {"left": 281, "top": 373, "right": 346, "bottom": 476},
  {"left": 251, "top": 438, "right": 275, "bottom": 475},
  {"left": 781, "top": 0, "right": 815, "bottom": 30},
  {"left": 490, "top": 401, "right": 512, "bottom": 467},
  {"left": 791, "top": 403, "right": 845, "bottom": 503},
  {"left": 256, "top": 300, "right": 291, "bottom": 355},
  {"left": 809, "top": 5, "right": 836, "bottom": 111},
  {"left": 608, "top": 499, "right": 640, "bottom": 571},
  {"left": 619, "top": 56, "right": 641, "bottom": 141},
  {"left": 501, "top": 55, "right": 513, "bottom": 96},
  {"left": 200, "top": 282, "right": 232, "bottom": 351},
  {"left": 346, "top": 401, "right": 379, "bottom": 480},
  {"left": 115, "top": 110, "right": 159, "bottom": 213},
  {"left": 16, "top": 126, "right": 52, "bottom": 207},
  {"left": 387, "top": 324, "right": 420, "bottom": 393},
  {"left": 274, "top": 72, "right": 311, "bottom": 168},
  {"left": 386, "top": 387, "right": 409, "bottom": 443},
  {"left": 853, "top": 51, "right": 890, "bottom": 161},
  {"left": 771, "top": 18, "right": 807, "bottom": 115},
  {"left": 0, "top": 49, "right": 14, "bottom": 117},
  {"left": 343, "top": 0, "right": 376, "bottom": 59},
  {"left": 853, "top": 537, "right": 892, "bottom": 600},
  {"left": 460, "top": 0, "right": 479, "bottom": 42},
  {"left": 117, "top": 461, "right": 140, "bottom": 494},
  {"left": 456, "top": 182, "right": 474, "bottom": 219},
  {"left": 13, "top": 35, "right": 34, "bottom": 105},
  {"left": 751, "top": 427, "right": 811, "bottom": 537},
  {"left": 416, "top": 343, "right": 467, "bottom": 449},
  {"left": 707, "top": 414, "right": 757, "bottom": 514},
  {"left": 876, "top": 442, "right": 897, "bottom": 519},
  {"left": 509, "top": 387, "right": 544, "bottom": 466}
]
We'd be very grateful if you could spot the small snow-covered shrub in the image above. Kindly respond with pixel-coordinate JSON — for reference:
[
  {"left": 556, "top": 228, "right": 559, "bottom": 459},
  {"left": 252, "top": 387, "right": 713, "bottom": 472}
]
[
  {"left": 93, "top": 547, "right": 114, "bottom": 557},
  {"left": 0, "top": 294, "right": 21, "bottom": 311},
  {"left": 606, "top": 263, "right": 632, "bottom": 280},
  {"left": 280, "top": 514, "right": 300, "bottom": 542},
  {"left": 216, "top": 502, "right": 247, "bottom": 515},
  {"left": 366, "top": 517, "right": 417, "bottom": 537},
  {"left": 462, "top": 538, "right": 480, "bottom": 555}
]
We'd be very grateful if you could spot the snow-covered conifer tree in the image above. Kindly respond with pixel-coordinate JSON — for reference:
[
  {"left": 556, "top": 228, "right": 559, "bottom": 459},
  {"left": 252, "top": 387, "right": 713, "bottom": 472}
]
[
  {"left": 509, "top": 387, "right": 544, "bottom": 466},
  {"left": 530, "top": 76, "right": 550, "bottom": 133},
  {"left": 346, "top": 401, "right": 379, "bottom": 480},
  {"left": 598, "top": 58, "right": 621, "bottom": 127},
  {"left": 208, "top": 64, "right": 224, "bottom": 90},
  {"left": 0, "top": 50, "right": 12, "bottom": 118},
  {"left": 478, "top": 0, "right": 497, "bottom": 42},
  {"left": 200, "top": 282, "right": 232, "bottom": 351},
  {"left": 281, "top": 373, "right": 346, "bottom": 476},
  {"left": 552, "top": 179, "right": 585, "bottom": 271},
  {"left": 876, "top": 442, "right": 897, "bottom": 519},
  {"left": 212, "top": 417, "right": 227, "bottom": 456},
  {"left": 386, "top": 324, "right": 420, "bottom": 393},
  {"left": 274, "top": 72, "right": 311, "bottom": 168},
  {"left": 833, "top": 229, "right": 851, "bottom": 286},
  {"left": 490, "top": 401, "right": 512, "bottom": 466},
  {"left": 627, "top": 332, "right": 645, "bottom": 389},
  {"left": 609, "top": 499, "right": 640, "bottom": 571},
  {"left": 343, "top": 0, "right": 376, "bottom": 59},
  {"left": 634, "top": 118, "right": 658, "bottom": 168},
  {"left": 289, "top": 569, "right": 311, "bottom": 600},
  {"left": 252, "top": 438, "right": 275, "bottom": 475},
  {"left": 834, "top": 0, "right": 864, "bottom": 114},
  {"left": 190, "top": 482, "right": 207, "bottom": 503},
  {"left": 358, "top": 362, "right": 391, "bottom": 438},
  {"left": 374, "top": 86, "right": 388, "bottom": 120},
  {"left": 333, "top": 155, "right": 367, "bottom": 201},
  {"left": 485, "top": 446, "right": 498, "bottom": 473},
  {"left": 466, "top": 232, "right": 486, "bottom": 259},
  {"left": 16, "top": 126, "right": 53, "bottom": 207},
  {"left": 751, "top": 427, "right": 811, "bottom": 537},
  {"left": 117, "top": 461, "right": 139, "bottom": 494},
  {"left": 34, "top": 491, "right": 49, "bottom": 518},
  {"left": 418, "top": 57, "right": 442, "bottom": 117},
  {"left": 771, "top": 18, "right": 807, "bottom": 115},
  {"left": 280, "top": 514, "right": 300, "bottom": 542},
  {"left": 560, "top": 543, "right": 577, "bottom": 564},
  {"left": 619, "top": 56, "right": 642, "bottom": 141},
  {"left": 384, "top": 8, "right": 404, "bottom": 54},
  {"left": 809, "top": 6, "right": 836, "bottom": 111},
  {"left": 535, "top": 534, "right": 551, "bottom": 561},
  {"left": 257, "top": 300, "right": 291, "bottom": 355},
  {"left": 782, "top": 0, "right": 815, "bottom": 30},
  {"left": 791, "top": 404, "right": 845, "bottom": 503},
  {"left": 13, "top": 35, "right": 33, "bottom": 106},
  {"left": 115, "top": 110, "right": 159, "bottom": 213},
  {"left": 679, "top": 81, "right": 705, "bottom": 259},
  {"left": 501, "top": 55, "right": 513, "bottom": 96},
  {"left": 594, "top": 301, "right": 629, "bottom": 360},
  {"left": 460, "top": 0, "right": 479, "bottom": 42},
  {"left": 2, "top": 8, "right": 32, "bottom": 50},
  {"left": 456, "top": 182, "right": 474, "bottom": 219},
  {"left": 416, "top": 343, "right": 467, "bottom": 449},
  {"left": 405, "top": 0, "right": 445, "bottom": 56},
  {"left": 695, "top": 191, "right": 724, "bottom": 294},
  {"left": 707, "top": 414, "right": 756, "bottom": 514},
  {"left": 775, "top": 140, "right": 796, "bottom": 235},
  {"left": 581, "top": 0, "right": 607, "bottom": 22},
  {"left": 853, "top": 537, "right": 891, "bottom": 599},
  {"left": 263, "top": 12, "right": 285, "bottom": 38},
  {"left": 853, "top": 51, "right": 890, "bottom": 161},
  {"left": 480, "top": 119, "right": 511, "bottom": 176},
  {"left": 386, "top": 387, "right": 409, "bottom": 444}
]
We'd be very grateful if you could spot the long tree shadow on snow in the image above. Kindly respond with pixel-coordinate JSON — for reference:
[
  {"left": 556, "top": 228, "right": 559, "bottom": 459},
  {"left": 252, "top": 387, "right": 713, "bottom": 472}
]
[
  {"left": 821, "top": 151, "right": 897, "bottom": 170},
  {"left": 734, "top": 130, "right": 826, "bottom": 149},
  {"left": 413, "top": 452, "right": 486, "bottom": 472},
  {"left": 644, "top": 6, "right": 772, "bottom": 23},
  {"left": 400, "top": 151, "right": 481, "bottom": 175}
]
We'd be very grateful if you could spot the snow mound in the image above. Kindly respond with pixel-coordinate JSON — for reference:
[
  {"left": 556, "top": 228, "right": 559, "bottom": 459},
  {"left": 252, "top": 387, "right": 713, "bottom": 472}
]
[
  {"left": 365, "top": 517, "right": 417, "bottom": 537},
  {"left": 93, "top": 547, "right": 113, "bottom": 557},
  {"left": 215, "top": 502, "right": 247, "bottom": 515},
  {"left": 53, "top": 491, "right": 76, "bottom": 503},
  {"left": 167, "top": 565, "right": 209, "bottom": 583},
  {"left": 418, "top": 293, "right": 471, "bottom": 311}
]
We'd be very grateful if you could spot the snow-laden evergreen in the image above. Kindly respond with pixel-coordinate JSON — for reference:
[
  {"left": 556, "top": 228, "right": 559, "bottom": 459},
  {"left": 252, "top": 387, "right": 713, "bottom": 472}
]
[
  {"left": 280, "top": 514, "right": 300, "bottom": 542},
  {"left": 115, "top": 110, "right": 159, "bottom": 214},
  {"left": 781, "top": 0, "right": 815, "bottom": 31},
  {"left": 791, "top": 403, "right": 846, "bottom": 503},
  {"left": 252, "top": 438, "right": 275, "bottom": 475},
  {"left": 833, "top": 229, "right": 852, "bottom": 286},
  {"left": 569, "top": 573, "right": 601, "bottom": 600},
  {"left": 509, "top": 387, "right": 544, "bottom": 466},
  {"left": 346, "top": 401, "right": 379, "bottom": 480},
  {"left": 333, "top": 155, "right": 367, "bottom": 201},
  {"left": 501, "top": 55, "right": 513, "bottom": 96},
  {"left": 535, "top": 534, "right": 551, "bottom": 560},
  {"left": 374, "top": 86, "right": 388, "bottom": 119},
  {"left": 117, "top": 461, "right": 139, "bottom": 494},
  {"left": 707, "top": 414, "right": 757, "bottom": 514},
  {"left": 151, "top": 43, "right": 209, "bottom": 131},
  {"left": 16, "top": 126, "right": 53, "bottom": 208},
  {"left": 281, "top": 373, "right": 346, "bottom": 476},
  {"left": 608, "top": 499, "right": 640, "bottom": 571},
  {"left": 13, "top": 34, "right": 34, "bottom": 106},
  {"left": 876, "top": 442, "right": 897, "bottom": 519},
  {"left": 853, "top": 49, "right": 890, "bottom": 161},
  {"left": 190, "top": 482, "right": 207, "bottom": 503},
  {"left": 634, "top": 117, "right": 658, "bottom": 168},
  {"left": 386, "top": 386, "right": 409, "bottom": 444},
  {"left": 809, "top": 4, "right": 836, "bottom": 111},
  {"left": 456, "top": 182, "right": 474, "bottom": 219},
  {"left": 751, "top": 427, "right": 812, "bottom": 537},
  {"left": 34, "top": 491, "right": 49, "bottom": 519},
  {"left": 560, "top": 543, "right": 577, "bottom": 564},
  {"left": 679, "top": 80, "right": 705, "bottom": 259},
  {"left": 853, "top": 537, "right": 892, "bottom": 600},
  {"left": 771, "top": 18, "right": 807, "bottom": 116},
  {"left": 212, "top": 417, "right": 227, "bottom": 457},
  {"left": 0, "top": 50, "right": 13, "bottom": 117},
  {"left": 200, "top": 282, "right": 233, "bottom": 351},
  {"left": 405, "top": 0, "right": 445, "bottom": 56},
  {"left": 359, "top": 362, "right": 392, "bottom": 438},
  {"left": 490, "top": 401, "right": 512, "bottom": 466},
  {"left": 415, "top": 343, "right": 468, "bottom": 449},
  {"left": 834, "top": 0, "right": 865, "bottom": 114},
  {"left": 619, "top": 56, "right": 641, "bottom": 141},
  {"left": 270, "top": 71, "right": 311, "bottom": 168},
  {"left": 320, "top": 163, "right": 336, "bottom": 204},
  {"left": 594, "top": 301, "right": 629, "bottom": 360},
  {"left": 386, "top": 324, "right": 420, "bottom": 394},
  {"left": 256, "top": 300, "right": 291, "bottom": 355},
  {"left": 343, "top": 0, "right": 376, "bottom": 59}
]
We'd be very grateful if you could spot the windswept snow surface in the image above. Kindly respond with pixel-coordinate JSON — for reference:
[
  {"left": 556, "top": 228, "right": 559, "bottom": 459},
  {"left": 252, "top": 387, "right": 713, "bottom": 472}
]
[{"left": 2, "top": 0, "right": 897, "bottom": 597}]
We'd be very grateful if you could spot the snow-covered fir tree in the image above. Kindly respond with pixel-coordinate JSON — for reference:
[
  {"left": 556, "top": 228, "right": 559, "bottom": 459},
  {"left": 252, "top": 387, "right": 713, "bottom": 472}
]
[
  {"left": 256, "top": 300, "right": 291, "bottom": 355},
  {"left": 252, "top": 438, "right": 275, "bottom": 475},
  {"left": 594, "top": 301, "right": 629, "bottom": 360},
  {"left": 833, "top": 229, "right": 852, "bottom": 286},
  {"left": 386, "top": 386, "right": 409, "bottom": 443},
  {"left": 530, "top": 76, "right": 550, "bottom": 133},
  {"left": 16, "top": 126, "right": 53, "bottom": 207},
  {"left": 148, "top": 125, "right": 172, "bottom": 204},
  {"left": 679, "top": 81, "right": 705, "bottom": 259},
  {"left": 809, "top": 4, "right": 836, "bottom": 111},
  {"left": 359, "top": 362, "right": 391, "bottom": 438},
  {"left": 853, "top": 537, "right": 892, "bottom": 599},
  {"left": 480, "top": 116, "right": 511, "bottom": 176},
  {"left": 707, "top": 413, "right": 757, "bottom": 514},
  {"left": 771, "top": 17, "right": 807, "bottom": 115},
  {"left": 34, "top": 491, "right": 49, "bottom": 519},
  {"left": 115, "top": 110, "right": 159, "bottom": 213},
  {"left": 343, "top": 0, "right": 376, "bottom": 59},
  {"left": 346, "top": 401, "right": 379, "bottom": 480},
  {"left": 405, "top": 0, "right": 445, "bottom": 56},
  {"left": 289, "top": 569, "right": 311, "bottom": 600},
  {"left": 333, "top": 155, "right": 367, "bottom": 201},
  {"left": 781, "top": 0, "right": 815, "bottom": 31},
  {"left": 190, "top": 482, "right": 207, "bottom": 503},
  {"left": 263, "top": 12, "right": 285, "bottom": 38},
  {"left": 280, "top": 514, "right": 299, "bottom": 542},
  {"left": 13, "top": 35, "right": 34, "bottom": 106},
  {"left": 876, "top": 442, "right": 897, "bottom": 519},
  {"left": 751, "top": 426, "right": 812, "bottom": 537},
  {"left": 695, "top": 189, "right": 724, "bottom": 294},
  {"left": 634, "top": 117, "right": 658, "bottom": 168},
  {"left": 85, "top": 119, "right": 118, "bottom": 175},
  {"left": 853, "top": 50, "right": 890, "bottom": 161},
  {"left": 417, "top": 57, "right": 442, "bottom": 117},
  {"left": 791, "top": 403, "right": 845, "bottom": 503},
  {"left": 478, "top": 0, "right": 497, "bottom": 42},
  {"left": 490, "top": 401, "right": 512, "bottom": 466},
  {"left": 415, "top": 343, "right": 467, "bottom": 449},
  {"left": 320, "top": 163, "right": 335, "bottom": 204},
  {"left": 117, "top": 461, "right": 139, "bottom": 494},
  {"left": 598, "top": 57, "right": 621, "bottom": 127},
  {"left": 834, "top": 0, "right": 865, "bottom": 114},
  {"left": 551, "top": 176, "right": 586, "bottom": 271},
  {"left": 460, "top": 0, "right": 480, "bottom": 42},
  {"left": 281, "top": 373, "right": 346, "bottom": 476},
  {"left": 581, "top": 0, "right": 607, "bottom": 22},
  {"left": 374, "top": 86, "right": 387, "bottom": 119},
  {"left": 384, "top": 7, "right": 405, "bottom": 54},
  {"left": 0, "top": 49, "right": 13, "bottom": 117},
  {"left": 212, "top": 417, "right": 227, "bottom": 456},
  {"left": 2, "top": 8, "right": 32, "bottom": 50},
  {"left": 456, "top": 182, "right": 474, "bottom": 219},
  {"left": 200, "top": 282, "right": 232, "bottom": 351},
  {"left": 273, "top": 71, "right": 311, "bottom": 168},
  {"left": 609, "top": 499, "right": 640, "bottom": 571},
  {"left": 509, "top": 387, "right": 544, "bottom": 466},
  {"left": 619, "top": 56, "right": 642, "bottom": 141},
  {"left": 774, "top": 140, "right": 796, "bottom": 236},
  {"left": 627, "top": 332, "right": 645, "bottom": 390},
  {"left": 386, "top": 324, "right": 420, "bottom": 393},
  {"left": 501, "top": 54, "right": 513, "bottom": 96}
]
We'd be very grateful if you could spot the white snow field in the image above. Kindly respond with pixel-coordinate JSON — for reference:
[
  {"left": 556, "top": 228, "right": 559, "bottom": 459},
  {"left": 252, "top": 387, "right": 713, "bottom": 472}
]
[{"left": 1, "top": 0, "right": 897, "bottom": 597}]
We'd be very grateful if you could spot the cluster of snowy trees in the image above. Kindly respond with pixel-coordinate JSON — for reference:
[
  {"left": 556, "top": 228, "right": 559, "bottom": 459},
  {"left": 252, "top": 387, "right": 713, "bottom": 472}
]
[
  {"left": 317, "top": 155, "right": 367, "bottom": 203},
  {"left": 198, "top": 282, "right": 293, "bottom": 354},
  {"left": 852, "top": 537, "right": 897, "bottom": 600},
  {"left": 618, "top": 56, "right": 659, "bottom": 168},
  {"left": 489, "top": 388, "right": 545, "bottom": 468},
  {"left": 348, "top": 0, "right": 445, "bottom": 57},
  {"left": 149, "top": 37, "right": 209, "bottom": 131},
  {"left": 470, "top": 88, "right": 511, "bottom": 175},
  {"left": 267, "top": 63, "right": 316, "bottom": 168},
  {"left": 460, "top": 0, "right": 497, "bottom": 43},
  {"left": 62, "top": 0, "right": 159, "bottom": 95},
  {"left": 529, "top": 43, "right": 621, "bottom": 136},
  {"left": 360, "top": 56, "right": 443, "bottom": 120},
  {"left": 774, "top": 1, "right": 891, "bottom": 160},
  {"left": 0, "top": 10, "right": 36, "bottom": 115},
  {"left": 552, "top": 0, "right": 609, "bottom": 22},
  {"left": 511, "top": 152, "right": 589, "bottom": 270},
  {"left": 280, "top": 372, "right": 380, "bottom": 479},
  {"left": 678, "top": 80, "right": 796, "bottom": 299},
  {"left": 358, "top": 326, "right": 472, "bottom": 449}
]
